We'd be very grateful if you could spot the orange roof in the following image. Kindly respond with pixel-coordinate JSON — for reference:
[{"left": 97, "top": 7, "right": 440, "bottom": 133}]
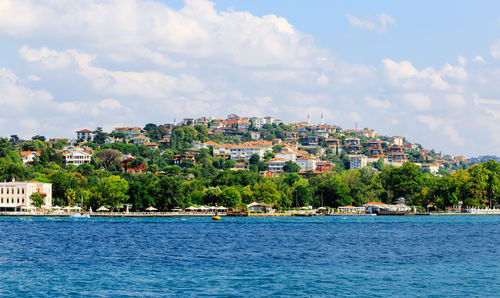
[
  {"left": 21, "top": 151, "right": 41, "bottom": 157},
  {"left": 364, "top": 202, "right": 387, "bottom": 205},
  {"left": 342, "top": 205, "right": 356, "bottom": 208},
  {"left": 76, "top": 129, "right": 92, "bottom": 133}
]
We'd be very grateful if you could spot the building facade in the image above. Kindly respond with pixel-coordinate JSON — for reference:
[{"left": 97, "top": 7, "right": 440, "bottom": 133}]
[{"left": 0, "top": 182, "right": 52, "bottom": 210}]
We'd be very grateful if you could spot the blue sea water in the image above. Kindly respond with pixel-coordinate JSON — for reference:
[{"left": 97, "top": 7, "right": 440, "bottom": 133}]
[{"left": 0, "top": 216, "right": 498, "bottom": 297}]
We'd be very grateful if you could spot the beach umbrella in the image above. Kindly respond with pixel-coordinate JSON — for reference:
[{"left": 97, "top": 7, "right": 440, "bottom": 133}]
[
  {"left": 145, "top": 206, "right": 157, "bottom": 211},
  {"left": 96, "top": 206, "right": 109, "bottom": 212},
  {"left": 185, "top": 206, "right": 197, "bottom": 211}
]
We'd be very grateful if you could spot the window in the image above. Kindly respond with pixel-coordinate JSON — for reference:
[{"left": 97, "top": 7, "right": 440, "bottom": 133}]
[
  {"left": 22, "top": 188, "right": 24, "bottom": 194},
  {"left": 22, "top": 199, "right": 24, "bottom": 203}
]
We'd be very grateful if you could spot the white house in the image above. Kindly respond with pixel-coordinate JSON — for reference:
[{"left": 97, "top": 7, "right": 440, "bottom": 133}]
[
  {"left": 133, "top": 135, "right": 150, "bottom": 145},
  {"left": 0, "top": 181, "right": 52, "bottom": 210},
  {"left": 296, "top": 155, "right": 318, "bottom": 171},
  {"left": 21, "top": 151, "right": 41, "bottom": 165},
  {"left": 76, "top": 129, "right": 94, "bottom": 141},
  {"left": 266, "top": 158, "right": 286, "bottom": 173},
  {"left": 64, "top": 150, "right": 92, "bottom": 166},
  {"left": 349, "top": 155, "right": 367, "bottom": 169},
  {"left": 229, "top": 145, "right": 264, "bottom": 161}
]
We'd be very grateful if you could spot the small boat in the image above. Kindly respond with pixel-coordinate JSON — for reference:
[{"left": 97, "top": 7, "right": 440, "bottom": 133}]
[
  {"left": 70, "top": 213, "right": 90, "bottom": 218},
  {"left": 70, "top": 195, "right": 90, "bottom": 218}
]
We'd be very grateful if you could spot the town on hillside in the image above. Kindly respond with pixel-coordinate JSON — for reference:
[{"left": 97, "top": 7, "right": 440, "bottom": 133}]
[{"left": 17, "top": 114, "right": 468, "bottom": 175}]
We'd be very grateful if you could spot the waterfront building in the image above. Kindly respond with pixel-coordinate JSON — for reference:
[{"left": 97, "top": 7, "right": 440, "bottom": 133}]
[
  {"left": 247, "top": 202, "right": 273, "bottom": 213},
  {"left": 0, "top": 181, "right": 52, "bottom": 210}
]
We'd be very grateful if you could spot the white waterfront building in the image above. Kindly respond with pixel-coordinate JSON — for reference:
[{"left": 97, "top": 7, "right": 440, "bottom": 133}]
[{"left": 0, "top": 181, "right": 52, "bottom": 210}]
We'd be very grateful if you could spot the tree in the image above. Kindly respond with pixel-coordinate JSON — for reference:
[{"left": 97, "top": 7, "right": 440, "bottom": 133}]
[
  {"left": 32, "top": 135, "right": 46, "bottom": 142},
  {"left": 317, "top": 175, "right": 353, "bottom": 207},
  {"left": 30, "top": 192, "right": 44, "bottom": 208},
  {"left": 9, "top": 135, "right": 19, "bottom": 143},
  {"left": 220, "top": 186, "right": 242, "bottom": 208},
  {"left": 96, "top": 149, "right": 122, "bottom": 170},
  {"left": 283, "top": 161, "right": 301, "bottom": 173},
  {"left": 249, "top": 154, "right": 260, "bottom": 165},
  {"left": 97, "top": 176, "right": 129, "bottom": 210},
  {"left": 381, "top": 162, "right": 424, "bottom": 204},
  {"left": 203, "top": 186, "right": 222, "bottom": 205},
  {"left": 252, "top": 181, "right": 280, "bottom": 204},
  {"left": 156, "top": 176, "right": 187, "bottom": 210},
  {"left": 291, "top": 179, "right": 313, "bottom": 207},
  {"left": 93, "top": 127, "right": 106, "bottom": 144}
]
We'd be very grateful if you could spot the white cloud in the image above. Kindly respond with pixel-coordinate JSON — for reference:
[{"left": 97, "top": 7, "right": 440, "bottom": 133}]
[
  {"left": 403, "top": 93, "right": 431, "bottom": 110},
  {"left": 444, "top": 94, "right": 466, "bottom": 108},
  {"left": 491, "top": 41, "right": 500, "bottom": 59},
  {"left": 345, "top": 13, "right": 395, "bottom": 32},
  {"left": 382, "top": 59, "right": 451, "bottom": 90},
  {"left": 20, "top": 46, "right": 205, "bottom": 98},
  {"left": 27, "top": 75, "right": 40, "bottom": 81},
  {"left": 3, "top": 0, "right": 329, "bottom": 69},
  {"left": 364, "top": 96, "right": 393, "bottom": 110},
  {"left": 472, "top": 56, "right": 485, "bottom": 63}
]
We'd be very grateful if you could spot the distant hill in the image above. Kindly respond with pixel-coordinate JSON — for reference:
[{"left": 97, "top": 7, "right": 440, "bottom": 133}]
[{"left": 468, "top": 156, "right": 500, "bottom": 164}]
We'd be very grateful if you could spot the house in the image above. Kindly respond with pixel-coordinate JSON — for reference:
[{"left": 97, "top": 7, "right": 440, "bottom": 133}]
[
  {"left": 173, "top": 154, "right": 195, "bottom": 166},
  {"left": 302, "top": 135, "right": 319, "bottom": 147},
  {"left": 390, "top": 136, "right": 404, "bottom": 146},
  {"left": 21, "top": 151, "right": 41, "bottom": 165},
  {"left": 247, "top": 202, "right": 273, "bottom": 213},
  {"left": 369, "top": 143, "right": 385, "bottom": 158},
  {"left": 266, "top": 158, "right": 286, "bottom": 173},
  {"left": 284, "top": 131, "right": 298, "bottom": 142},
  {"left": 387, "top": 145, "right": 407, "bottom": 163},
  {"left": 76, "top": 129, "right": 94, "bottom": 141},
  {"left": 422, "top": 163, "right": 440, "bottom": 175},
  {"left": 249, "top": 131, "right": 261, "bottom": 140},
  {"left": 231, "top": 162, "right": 249, "bottom": 171},
  {"left": 114, "top": 127, "right": 143, "bottom": 138},
  {"left": 133, "top": 135, "right": 150, "bottom": 146},
  {"left": 296, "top": 155, "right": 318, "bottom": 171},
  {"left": 349, "top": 155, "right": 367, "bottom": 169},
  {"left": 325, "top": 138, "right": 342, "bottom": 154},
  {"left": 142, "top": 142, "right": 159, "bottom": 150},
  {"left": 316, "top": 161, "right": 334, "bottom": 173},
  {"left": 237, "top": 120, "right": 251, "bottom": 131},
  {"left": 120, "top": 157, "right": 146, "bottom": 173},
  {"left": 0, "top": 181, "right": 52, "bottom": 210},
  {"left": 64, "top": 150, "right": 92, "bottom": 166},
  {"left": 276, "top": 150, "right": 297, "bottom": 162}
]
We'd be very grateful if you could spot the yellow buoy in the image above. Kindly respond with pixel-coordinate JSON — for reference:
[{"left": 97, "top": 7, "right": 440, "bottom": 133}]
[{"left": 212, "top": 216, "right": 221, "bottom": 220}]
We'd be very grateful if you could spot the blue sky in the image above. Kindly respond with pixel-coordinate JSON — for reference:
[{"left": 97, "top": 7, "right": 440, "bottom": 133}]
[{"left": 1, "top": 0, "right": 500, "bottom": 156}]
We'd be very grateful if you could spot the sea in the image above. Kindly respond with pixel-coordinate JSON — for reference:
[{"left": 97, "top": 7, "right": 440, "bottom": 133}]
[{"left": 0, "top": 216, "right": 498, "bottom": 297}]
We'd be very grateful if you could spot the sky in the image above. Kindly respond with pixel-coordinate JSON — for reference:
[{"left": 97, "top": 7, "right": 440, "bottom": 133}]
[{"left": 1, "top": 0, "right": 500, "bottom": 157}]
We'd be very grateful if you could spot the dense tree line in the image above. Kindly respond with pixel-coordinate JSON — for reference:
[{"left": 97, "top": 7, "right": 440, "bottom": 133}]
[{"left": 1, "top": 133, "right": 498, "bottom": 212}]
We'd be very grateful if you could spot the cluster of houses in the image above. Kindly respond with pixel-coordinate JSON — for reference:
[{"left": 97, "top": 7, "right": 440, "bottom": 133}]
[{"left": 19, "top": 114, "right": 467, "bottom": 175}]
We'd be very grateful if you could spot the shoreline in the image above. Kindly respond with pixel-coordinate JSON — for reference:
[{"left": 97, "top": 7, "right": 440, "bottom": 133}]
[{"left": 0, "top": 212, "right": 499, "bottom": 218}]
